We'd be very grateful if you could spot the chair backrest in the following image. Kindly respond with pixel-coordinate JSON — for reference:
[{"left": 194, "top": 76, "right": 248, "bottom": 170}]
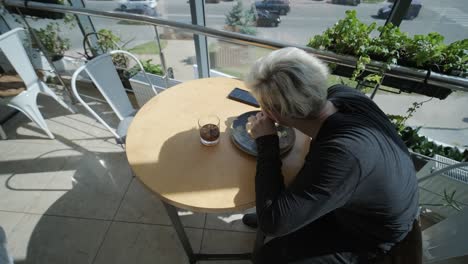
[
  {"left": 0, "top": 28, "right": 39, "bottom": 89},
  {"left": 81, "top": 52, "right": 135, "bottom": 120},
  {"left": 71, "top": 50, "right": 156, "bottom": 140}
]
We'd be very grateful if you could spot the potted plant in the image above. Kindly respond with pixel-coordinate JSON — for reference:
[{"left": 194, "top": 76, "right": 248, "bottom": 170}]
[
  {"left": 33, "top": 22, "right": 70, "bottom": 62},
  {"left": 128, "top": 59, "right": 179, "bottom": 107},
  {"left": 308, "top": 10, "right": 467, "bottom": 99},
  {"left": 388, "top": 101, "right": 468, "bottom": 170},
  {"left": 82, "top": 29, "right": 135, "bottom": 88}
]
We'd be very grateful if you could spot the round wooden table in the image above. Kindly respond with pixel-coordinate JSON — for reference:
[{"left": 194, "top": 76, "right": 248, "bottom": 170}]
[
  {"left": 126, "top": 77, "right": 309, "bottom": 213},
  {"left": 126, "top": 77, "right": 310, "bottom": 263}
]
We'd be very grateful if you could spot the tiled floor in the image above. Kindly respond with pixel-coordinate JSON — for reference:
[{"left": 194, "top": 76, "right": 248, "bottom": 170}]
[{"left": 0, "top": 89, "right": 255, "bottom": 264}]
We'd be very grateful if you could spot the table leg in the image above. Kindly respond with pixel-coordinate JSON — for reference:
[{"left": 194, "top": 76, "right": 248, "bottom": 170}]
[
  {"left": 163, "top": 201, "right": 197, "bottom": 264},
  {"left": 163, "top": 200, "right": 255, "bottom": 263},
  {"left": 254, "top": 229, "right": 265, "bottom": 253}
]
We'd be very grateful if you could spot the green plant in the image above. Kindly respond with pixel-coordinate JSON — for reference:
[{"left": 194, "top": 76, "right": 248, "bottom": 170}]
[
  {"left": 96, "top": 29, "right": 121, "bottom": 52},
  {"left": 387, "top": 99, "right": 468, "bottom": 162},
  {"left": 308, "top": 10, "right": 376, "bottom": 80},
  {"left": 307, "top": 10, "right": 468, "bottom": 91},
  {"left": 224, "top": 0, "right": 256, "bottom": 35},
  {"left": 404, "top": 32, "right": 446, "bottom": 69},
  {"left": 225, "top": 0, "right": 245, "bottom": 27},
  {"left": 90, "top": 29, "right": 129, "bottom": 69},
  {"left": 138, "top": 59, "right": 164, "bottom": 76},
  {"left": 368, "top": 23, "right": 409, "bottom": 67},
  {"left": 33, "top": 22, "right": 70, "bottom": 58},
  {"left": 438, "top": 39, "right": 468, "bottom": 75}
]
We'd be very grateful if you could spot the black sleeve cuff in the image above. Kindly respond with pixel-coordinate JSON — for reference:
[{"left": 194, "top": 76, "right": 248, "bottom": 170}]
[{"left": 256, "top": 134, "right": 280, "bottom": 158}]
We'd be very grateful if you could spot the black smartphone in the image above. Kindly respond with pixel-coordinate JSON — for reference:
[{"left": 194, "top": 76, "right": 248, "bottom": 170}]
[{"left": 227, "top": 88, "right": 260, "bottom": 108}]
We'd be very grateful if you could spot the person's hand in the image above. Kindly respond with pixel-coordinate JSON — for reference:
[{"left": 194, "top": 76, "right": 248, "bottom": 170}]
[{"left": 246, "top": 111, "right": 277, "bottom": 139}]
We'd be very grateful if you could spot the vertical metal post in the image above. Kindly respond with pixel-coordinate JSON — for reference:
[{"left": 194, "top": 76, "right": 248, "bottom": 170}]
[
  {"left": 0, "top": 14, "right": 11, "bottom": 34},
  {"left": 17, "top": 8, "right": 77, "bottom": 104},
  {"left": 369, "top": 83, "right": 381, "bottom": 100},
  {"left": 162, "top": 201, "right": 197, "bottom": 264},
  {"left": 0, "top": 14, "right": 13, "bottom": 72},
  {"left": 68, "top": 0, "right": 100, "bottom": 57},
  {"left": 189, "top": 0, "right": 210, "bottom": 78},
  {"left": 153, "top": 26, "right": 169, "bottom": 88},
  {"left": 386, "top": 0, "right": 412, "bottom": 27}
]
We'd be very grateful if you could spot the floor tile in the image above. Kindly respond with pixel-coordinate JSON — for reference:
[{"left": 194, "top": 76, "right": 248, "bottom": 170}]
[
  {"left": 115, "top": 179, "right": 206, "bottom": 228},
  {"left": 27, "top": 151, "right": 133, "bottom": 219},
  {"left": 0, "top": 139, "right": 72, "bottom": 161},
  {"left": 201, "top": 229, "right": 256, "bottom": 255},
  {"left": 8, "top": 214, "right": 109, "bottom": 264},
  {"left": 93, "top": 221, "right": 203, "bottom": 264},
  {"left": 205, "top": 208, "right": 256, "bottom": 233},
  {"left": 0, "top": 211, "right": 25, "bottom": 260},
  {"left": 0, "top": 149, "right": 77, "bottom": 213}
]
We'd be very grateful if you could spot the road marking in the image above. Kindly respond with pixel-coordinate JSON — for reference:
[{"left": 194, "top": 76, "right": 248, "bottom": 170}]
[{"left": 428, "top": 7, "right": 468, "bottom": 28}]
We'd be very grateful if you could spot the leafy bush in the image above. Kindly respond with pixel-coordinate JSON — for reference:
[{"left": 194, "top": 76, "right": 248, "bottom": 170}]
[
  {"left": 308, "top": 10, "right": 468, "bottom": 81},
  {"left": 387, "top": 100, "right": 467, "bottom": 162},
  {"left": 95, "top": 29, "right": 121, "bottom": 54},
  {"left": 33, "top": 22, "right": 70, "bottom": 58},
  {"left": 224, "top": 0, "right": 256, "bottom": 35},
  {"left": 392, "top": 123, "right": 468, "bottom": 162},
  {"left": 140, "top": 59, "right": 164, "bottom": 76}
]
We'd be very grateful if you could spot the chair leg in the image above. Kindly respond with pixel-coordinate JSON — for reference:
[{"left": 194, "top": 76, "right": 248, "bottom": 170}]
[
  {"left": 8, "top": 90, "right": 55, "bottom": 139},
  {"left": 39, "top": 82, "right": 76, "bottom": 114},
  {"left": 0, "top": 125, "right": 7, "bottom": 140}
]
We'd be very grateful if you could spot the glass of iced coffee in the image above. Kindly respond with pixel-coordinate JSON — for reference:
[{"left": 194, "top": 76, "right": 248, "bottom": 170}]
[{"left": 198, "top": 115, "right": 220, "bottom": 146}]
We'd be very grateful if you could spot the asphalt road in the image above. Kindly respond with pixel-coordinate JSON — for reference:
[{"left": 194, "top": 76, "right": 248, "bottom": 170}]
[{"left": 82, "top": 0, "right": 468, "bottom": 45}]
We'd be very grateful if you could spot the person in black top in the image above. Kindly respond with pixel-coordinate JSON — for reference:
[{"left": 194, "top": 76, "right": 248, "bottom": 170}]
[{"left": 244, "top": 47, "right": 419, "bottom": 263}]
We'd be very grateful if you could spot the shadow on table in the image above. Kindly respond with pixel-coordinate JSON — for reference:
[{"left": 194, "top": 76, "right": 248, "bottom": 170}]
[{"left": 131, "top": 122, "right": 257, "bottom": 212}]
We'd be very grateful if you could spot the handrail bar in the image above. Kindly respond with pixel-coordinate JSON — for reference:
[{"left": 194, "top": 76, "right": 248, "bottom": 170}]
[{"left": 2, "top": 0, "right": 468, "bottom": 92}]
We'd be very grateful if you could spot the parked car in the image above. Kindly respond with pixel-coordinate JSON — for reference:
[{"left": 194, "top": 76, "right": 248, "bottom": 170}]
[
  {"left": 125, "top": 6, "right": 158, "bottom": 16},
  {"left": 119, "top": 0, "right": 157, "bottom": 10},
  {"left": 255, "top": 0, "right": 290, "bottom": 16},
  {"left": 205, "top": 0, "right": 220, "bottom": 3},
  {"left": 377, "top": 0, "right": 422, "bottom": 20},
  {"left": 255, "top": 9, "right": 281, "bottom": 27},
  {"left": 331, "top": 0, "right": 360, "bottom": 6}
]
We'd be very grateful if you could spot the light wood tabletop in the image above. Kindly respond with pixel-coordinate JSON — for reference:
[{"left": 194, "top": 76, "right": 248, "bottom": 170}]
[{"left": 126, "top": 77, "right": 310, "bottom": 213}]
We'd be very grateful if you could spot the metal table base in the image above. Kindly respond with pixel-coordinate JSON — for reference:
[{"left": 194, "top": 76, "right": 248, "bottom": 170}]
[{"left": 163, "top": 201, "right": 264, "bottom": 264}]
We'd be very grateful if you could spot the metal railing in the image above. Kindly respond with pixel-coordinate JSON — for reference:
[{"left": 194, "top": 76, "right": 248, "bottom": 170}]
[{"left": 2, "top": 0, "right": 468, "bottom": 93}]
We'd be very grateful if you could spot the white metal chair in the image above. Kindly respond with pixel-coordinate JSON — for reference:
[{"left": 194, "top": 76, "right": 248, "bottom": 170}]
[
  {"left": 71, "top": 50, "right": 156, "bottom": 144},
  {"left": 0, "top": 28, "right": 74, "bottom": 139}
]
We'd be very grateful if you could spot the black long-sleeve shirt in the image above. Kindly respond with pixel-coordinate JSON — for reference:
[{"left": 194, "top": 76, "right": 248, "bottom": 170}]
[{"left": 255, "top": 85, "right": 419, "bottom": 251}]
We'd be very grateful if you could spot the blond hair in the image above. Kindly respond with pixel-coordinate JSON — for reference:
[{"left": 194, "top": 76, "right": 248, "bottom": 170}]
[{"left": 245, "top": 47, "right": 329, "bottom": 119}]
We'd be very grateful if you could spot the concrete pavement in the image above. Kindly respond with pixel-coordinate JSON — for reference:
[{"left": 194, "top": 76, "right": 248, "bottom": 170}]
[{"left": 373, "top": 92, "right": 468, "bottom": 149}]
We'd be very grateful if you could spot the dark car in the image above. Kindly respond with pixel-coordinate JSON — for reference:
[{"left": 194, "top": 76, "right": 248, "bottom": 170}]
[
  {"left": 331, "top": 0, "right": 361, "bottom": 6},
  {"left": 255, "top": 0, "right": 290, "bottom": 16},
  {"left": 255, "top": 9, "right": 281, "bottom": 27},
  {"left": 378, "top": 0, "right": 422, "bottom": 20}
]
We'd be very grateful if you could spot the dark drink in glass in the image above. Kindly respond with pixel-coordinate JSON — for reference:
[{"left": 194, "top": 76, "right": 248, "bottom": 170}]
[{"left": 198, "top": 115, "right": 220, "bottom": 146}]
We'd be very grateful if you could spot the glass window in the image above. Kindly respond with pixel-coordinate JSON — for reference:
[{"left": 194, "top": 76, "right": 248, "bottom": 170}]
[
  {"left": 399, "top": 0, "right": 468, "bottom": 43},
  {"left": 204, "top": 0, "right": 390, "bottom": 77},
  {"left": 83, "top": 0, "right": 195, "bottom": 81},
  {"left": 205, "top": 0, "right": 388, "bottom": 45},
  {"left": 1, "top": 6, "right": 87, "bottom": 76}
]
